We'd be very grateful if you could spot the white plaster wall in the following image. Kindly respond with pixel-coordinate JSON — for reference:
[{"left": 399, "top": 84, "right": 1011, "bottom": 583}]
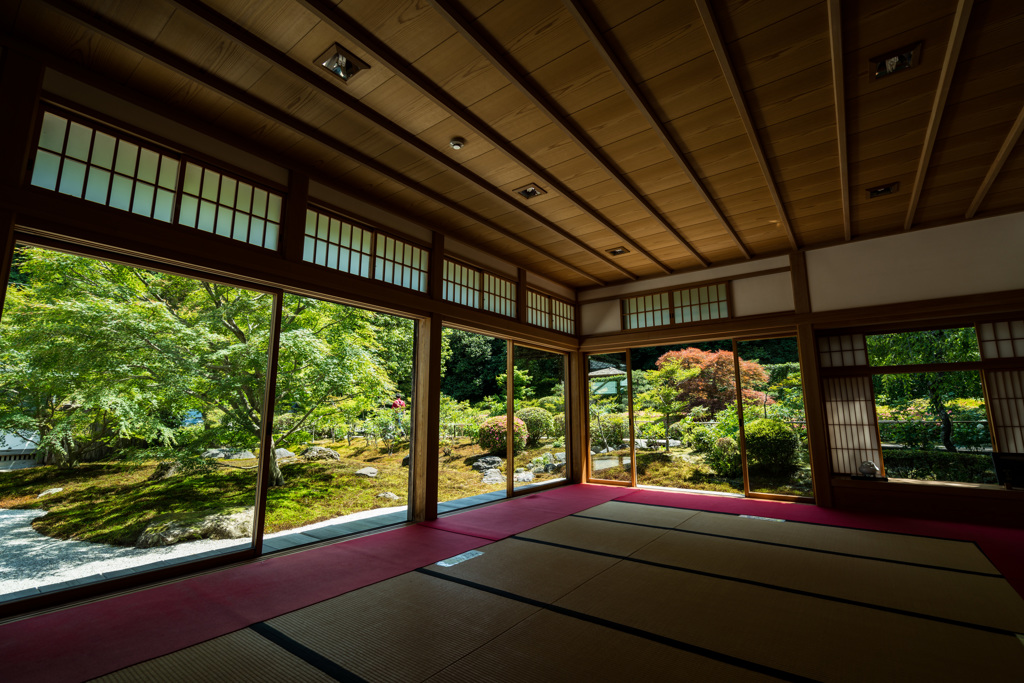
[
  {"left": 580, "top": 300, "right": 622, "bottom": 336},
  {"left": 44, "top": 70, "right": 287, "bottom": 185},
  {"left": 577, "top": 255, "right": 790, "bottom": 302},
  {"left": 806, "top": 213, "right": 1024, "bottom": 311},
  {"left": 731, "top": 272, "right": 794, "bottom": 317}
]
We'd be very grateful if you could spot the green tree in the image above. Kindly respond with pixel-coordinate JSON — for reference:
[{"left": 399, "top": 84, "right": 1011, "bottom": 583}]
[
  {"left": 0, "top": 247, "right": 393, "bottom": 485},
  {"left": 635, "top": 358, "right": 698, "bottom": 451}
]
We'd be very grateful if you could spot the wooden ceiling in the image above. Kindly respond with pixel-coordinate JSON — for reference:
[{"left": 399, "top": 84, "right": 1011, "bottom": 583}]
[{"left": 4, "top": 0, "right": 1024, "bottom": 290}]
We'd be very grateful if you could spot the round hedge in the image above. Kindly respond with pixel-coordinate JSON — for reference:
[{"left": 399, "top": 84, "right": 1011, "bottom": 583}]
[
  {"left": 516, "top": 406, "right": 555, "bottom": 447},
  {"left": 591, "top": 413, "right": 628, "bottom": 449},
  {"left": 744, "top": 418, "right": 799, "bottom": 474},
  {"left": 552, "top": 412, "right": 566, "bottom": 438},
  {"left": 478, "top": 416, "right": 528, "bottom": 455}
]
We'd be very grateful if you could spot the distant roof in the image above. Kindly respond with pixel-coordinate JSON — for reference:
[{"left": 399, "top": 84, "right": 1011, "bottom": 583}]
[{"left": 589, "top": 367, "right": 626, "bottom": 378}]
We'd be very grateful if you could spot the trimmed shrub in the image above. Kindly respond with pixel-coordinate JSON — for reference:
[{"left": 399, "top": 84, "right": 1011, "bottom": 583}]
[
  {"left": 516, "top": 406, "right": 555, "bottom": 447},
  {"left": 478, "top": 416, "right": 528, "bottom": 455},
  {"left": 591, "top": 413, "right": 628, "bottom": 450},
  {"left": 744, "top": 418, "right": 799, "bottom": 474},
  {"left": 537, "top": 395, "right": 564, "bottom": 414},
  {"left": 688, "top": 425, "right": 717, "bottom": 454},
  {"left": 551, "top": 413, "right": 566, "bottom": 438},
  {"left": 703, "top": 436, "right": 741, "bottom": 478},
  {"left": 667, "top": 421, "right": 685, "bottom": 440},
  {"left": 882, "top": 449, "right": 996, "bottom": 484}
]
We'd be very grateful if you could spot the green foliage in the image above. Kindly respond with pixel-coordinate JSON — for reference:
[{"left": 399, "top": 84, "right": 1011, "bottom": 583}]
[
  {"left": 551, "top": 412, "right": 566, "bottom": 439},
  {"left": 744, "top": 418, "right": 799, "bottom": 474},
  {"left": 882, "top": 449, "right": 996, "bottom": 484},
  {"left": 702, "top": 436, "right": 741, "bottom": 478},
  {"left": 440, "top": 329, "right": 505, "bottom": 403},
  {"left": 515, "top": 406, "right": 554, "bottom": 447},
  {"left": 688, "top": 425, "right": 717, "bottom": 454},
  {"left": 589, "top": 407, "right": 628, "bottom": 451},
  {"left": 636, "top": 450, "right": 672, "bottom": 475},
  {"left": 477, "top": 416, "right": 528, "bottom": 455}
]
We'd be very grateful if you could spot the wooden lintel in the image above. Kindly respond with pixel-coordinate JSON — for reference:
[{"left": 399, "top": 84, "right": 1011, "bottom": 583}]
[
  {"left": 826, "top": 0, "right": 851, "bottom": 241},
  {"left": 966, "top": 103, "right": 1024, "bottom": 219}
]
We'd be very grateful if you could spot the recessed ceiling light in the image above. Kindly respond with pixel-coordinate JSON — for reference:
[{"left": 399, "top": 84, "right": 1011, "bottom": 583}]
[
  {"left": 317, "top": 43, "right": 369, "bottom": 82},
  {"left": 867, "top": 182, "right": 900, "bottom": 198},
  {"left": 606, "top": 246, "right": 630, "bottom": 256},
  {"left": 514, "top": 184, "right": 546, "bottom": 199},
  {"left": 870, "top": 42, "right": 922, "bottom": 80},
  {"left": 449, "top": 137, "right": 466, "bottom": 150}
]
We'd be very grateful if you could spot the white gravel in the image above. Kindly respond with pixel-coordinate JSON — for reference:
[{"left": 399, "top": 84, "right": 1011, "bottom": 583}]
[{"left": 0, "top": 504, "right": 407, "bottom": 596}]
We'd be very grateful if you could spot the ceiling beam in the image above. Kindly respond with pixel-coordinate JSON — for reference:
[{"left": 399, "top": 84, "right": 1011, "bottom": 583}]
[
  {"left": 966, "top": 103, "right": 1024, "bottom": 219},
  {"left": 35, "top": 0, "right": 607, "bottom": 286},
  {"left": 564, "top": 0, "right": 752, "bottom": 261},
  {"left": 426, "top": 0, "right": 710, "bottom": 269},
  {"left": 166, "top": 0, "right": 633, "bottom": 282},
  {"left": 295, "top": 0, "right": 666, "bottom": 278},
  {"left": 694, "top": 0, "right": 799, "bottom": 252},
  {"left": 904, "top": 0, "right": 974, "bottom": 231},
  {"left": 826, "top": 0, "right": 851, "bottom": 241}
]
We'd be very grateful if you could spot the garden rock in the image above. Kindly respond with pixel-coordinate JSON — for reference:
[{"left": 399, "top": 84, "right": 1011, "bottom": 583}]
[
  {"left": 355, "top": 467, "right": 378, "bottom": 478},
  {"left": 37, "top": 487, "right": 63, "bottom": 498},
  {"left": 274, "top": 448, "right": 295, "bottom": 460},
  {"left": 148, "top": 461, "right": 180, "bottom": 481},
  {"left": 136, "top": 507, "right": 253, "bottom": 548},
  {"left": 553, "top": 453, "right": 566, "bottom": 464},
  {"left": 201, "top": 448, "right": 233, "bottom": 459},
  {"left": 471, "top": 456, "right": 503, "bottom": 472},
  {"left": 300, "top": 446, "right": 342, "bottom": 461},
  {"left": 481, "top": 468, "right": 504, "bottom": 484},
  {"left": 514, "top": 471, "right": 534, "bottom": 483},
  {"left": 401, "top": 455, "right": 410, "bottom": 467},
  {"left": 228, "top": 450, "right": 255, "bottom": 460},
  {"left": 377, "top": 492, "right": 400, "bottom": 501}
]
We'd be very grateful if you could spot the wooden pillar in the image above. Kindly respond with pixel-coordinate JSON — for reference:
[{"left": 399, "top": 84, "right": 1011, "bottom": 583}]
[
  {"left": 568, "top": 350, "right": 587, "bottom": 483},
  {"left": 791, "top": 252, "right": 833, "bottom": 507},
  {"left": 429, "top": 232, "right": 444, "bottom": 300},
  {"left": 252, "top": 290, "right": 284, "bottom": 555},
  {"left": 280, "top": 171, "right": 309, "bottom": 263},
  {"left": 516, "top": 267, "right": 528, "bottom": 323},
  {"left": 411, "top": 313, "right": 442, "bottom": 521}
]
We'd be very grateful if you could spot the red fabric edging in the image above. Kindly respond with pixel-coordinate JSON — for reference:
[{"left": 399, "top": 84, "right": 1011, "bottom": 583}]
[{"left": 0, "top": 525, "right": 488, "bottom": 683}]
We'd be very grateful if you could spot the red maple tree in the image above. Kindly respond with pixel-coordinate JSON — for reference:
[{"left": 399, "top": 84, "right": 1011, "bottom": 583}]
[{"left": 656, "top": 347, "right": 770, "bottom": 414}]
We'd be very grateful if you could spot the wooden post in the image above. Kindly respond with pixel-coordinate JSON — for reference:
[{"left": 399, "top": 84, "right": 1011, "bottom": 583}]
[
  {"left": 506, "top": 339, "right": 515, "bottom": 497},
  {"left": 567, "top": 350, "right": 585, "bottom": 483},
  {"left": 516, "top": 267, "right": 528, "bottom": 324},
  {"left": 797, "top": 323, "right": 833, "bottom": 507},
  {"left": 625, "top": 348, "right": 637, "bottom": 486},
  {"left": 733, "top": 338, "right": 751, "bottom": 496},
  {"left": 252, "top": 290, "right": 283, "bottom": 555},
  {"left": 411, "top": 313, "right": 441, "bottom": 521},
  {"left": 0, "top": 48, "right": 43, "bottom": 191},
  {"left": 281, "top": 171, "right": 309, "bottom": 263},
  {"left": 430, "top": 232, "right": 444, "bottom": 300}
]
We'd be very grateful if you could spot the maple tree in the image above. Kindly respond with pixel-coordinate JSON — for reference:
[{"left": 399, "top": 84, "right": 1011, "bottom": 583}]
[{"left": 655, "top": 347, "right": 769, "bottom": 415}]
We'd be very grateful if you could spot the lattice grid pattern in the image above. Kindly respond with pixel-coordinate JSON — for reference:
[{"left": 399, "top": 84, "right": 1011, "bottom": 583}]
[
  {"left": 304, "top": 208, "right": 372, "bottom": 278},
  {"left": 551, "top": 298, "right": 575, "bottom": 334},
  {"left": 818, "top": 334, "right": 868, "bottom": 367},
  {"left": 482, "top": 272, "right": 516, "bottom": 318},
  {"left": 986, "top": 370, "right": 1024, "bottom": 452},
  {"left": 621, "top": 283, "right": 728, "bottom": 330},
  {"left": 374, "top": 234, "right": 428, "bottom": 292},
  {"left": 527, "top": 290, "right": 549, "bottom": 328},
  {"left": 977, "top": 321, "right": 1024, "bottom": 360},
  {"left": 32, "top": 111, "right": 179, "bottom": 222},
  {"left": 823, "top": 376, "right": 883, "bottom": 475},
  {"left": 178, "top": 162, "right": 281, "bottom": 249},
  {"left": 442, "top": 260, "right": 480, "bottom": 308}
]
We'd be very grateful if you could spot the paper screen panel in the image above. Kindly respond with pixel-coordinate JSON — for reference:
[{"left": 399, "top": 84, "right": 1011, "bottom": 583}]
[{"left": 823, "top": 376, "right": 883, "bottom": 475}]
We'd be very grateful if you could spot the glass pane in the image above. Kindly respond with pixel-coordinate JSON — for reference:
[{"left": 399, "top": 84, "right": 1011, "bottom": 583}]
[
  {"left": 630, "top": 341, "right": 743, "bottom": 495},
  {"left": 38, "top": 112, "right": 67, "bottom": 153},
  {"left": 438, "top": 328, "right": 508, "bottom": 508},
  {"left": 114, "top": 141, "right": 138, "bottom": 176},
  {"left": 84, "top": 167, "right": 111, "bottom": 204},
  {"left": 154, "top": 189, "right": 175, "bottom": 222},
  {"left": 866, "top": 327, "right": 980, "bottom": 365},
  {"left": 65, "top": 123, "right": 92, "bottom": 161},
  {"left": 137, "top": 149, "right": 159, "bottom": 184},
  {"left": 58, "top": 159, "right": 87, "bottom": 197},
  {"left": 588, "top": 352, "right": 631, "bottom": 482},
  {"left": 262, "top": 295, "right": 412, "bottom": 551},
  {"left": 513, "top": 346, "right": 567, "bottom": 491},
  {"left": 874, "top": 370, "right": 995, "bottom": 485},
  {"left": 30, "top": 150, "right": 61, "bottom": 191},
  {"left": 0, "top": 246, "right": 270, "bottom": 602},
  {"left": 182, "top": 162, "right": 202, "bottom": 196},
  {"left": 92, "top": 133, "right": 116, "bottom": 169},
  {"left": 131, "top": 182, "right": 155, "bottom": 217},
  {"left": 737, "top": 338, "right": 812, "bottom": 497},
  {"left": 158, "top": 157, "right": 179, "bottom": 189}
]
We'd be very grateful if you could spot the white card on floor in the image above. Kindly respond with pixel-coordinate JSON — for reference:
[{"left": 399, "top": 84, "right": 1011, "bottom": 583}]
[
  {"left": 435, "top": 550, "right": 484, "bottom": 567},
  {"left": 739, "top": 515, "right": 785, "bottom": 522}
]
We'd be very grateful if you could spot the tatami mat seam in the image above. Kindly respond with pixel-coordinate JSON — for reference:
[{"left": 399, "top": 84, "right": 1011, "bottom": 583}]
[
  {"left": 249, "top": 622, "right": 367, "bottom": 683},
  {"left": 509, "top": 536, "right": 1020, "bottom": 637},
  {"left": 415, "top": 568, "right": 818, "bottom": 683},
  {"left": 571, "top": 513, "right": 1004, "bottom": 577}
]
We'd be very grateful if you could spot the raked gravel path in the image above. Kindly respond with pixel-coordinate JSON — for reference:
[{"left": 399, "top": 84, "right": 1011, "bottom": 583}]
[{"left": 0, "top": 505, "right": 406, "bottom": 595}]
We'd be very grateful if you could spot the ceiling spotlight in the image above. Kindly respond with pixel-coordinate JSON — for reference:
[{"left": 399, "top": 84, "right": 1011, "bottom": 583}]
[
  {"left": 514, "top": 183, "right": 547, "bottom": 199},
  {"left": 449, "top": 137, "right": 466, "bottom": 150},
  {"left": 316, "top": 43, "right": 369, "bottom": 83},
  {"left": 606, "top": 246, "right": 630, "bottom": 256}
]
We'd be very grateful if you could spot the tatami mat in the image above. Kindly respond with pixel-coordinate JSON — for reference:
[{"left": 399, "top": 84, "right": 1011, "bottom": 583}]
[
  {"left": 91, "top": 628, "right": 334, "bottom": 683},
  {"left": 427, "top": 537, "right": 619, "bottom": 603},
  {"left": 677, "top": 510, "right": 1000, "bottom": 573},
  {"left": 631, "top": 526, "right": 1024, "bottom": 633},
  {"left": 516, "top": 515, "right": 669, "bottom": 556},
  {"left": 263, "top": 571, "right": 538, "bottom": 682},
  {"left": 575, "top": 499, "right": 701, "bottom": 528},
  {"left": 554, "top": 560, "right": 1024, "bottom": 682},
  {"left": 423, "top": 608, "right": 776, "bottom": 682}
]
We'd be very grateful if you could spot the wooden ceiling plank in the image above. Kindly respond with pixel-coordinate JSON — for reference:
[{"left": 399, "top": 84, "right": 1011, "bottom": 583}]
[
  {"left": 694, "top": 0, "right": 799, "bottom": 252},
  {"left": 427, "top": 0, "right": 709, "bottom": 269},
  {"left": 903, "top": 0, "right": 974, "bottom": 230},
  {"left": 164, "top": 0, "right": 639, "bottom": 281},
  {"left": 564, "top": 0, "right": 753, "bottom": 261},
  {"left": 826, "top": 0, "right": 850, "bottom": 240},
  {"left": 966, "top": 103, "right": 1024, "bottom": 219},
  {"left": 39, "top": 0, "right": 606, "bottom": 287},
  {"left": 294, "top": 0, "right": 651, "bottom": 279}
]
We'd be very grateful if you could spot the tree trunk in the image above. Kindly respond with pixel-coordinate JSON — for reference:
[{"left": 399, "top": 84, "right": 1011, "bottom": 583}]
[
  {"left": 937, "top": 407, "right": 956, "bottom": 453},
  {"left": 268, "top": 436, "right": 285, "bottom": 486},
  {"left": 664, "top": 413, "right": 670, "bottom": 452}
]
